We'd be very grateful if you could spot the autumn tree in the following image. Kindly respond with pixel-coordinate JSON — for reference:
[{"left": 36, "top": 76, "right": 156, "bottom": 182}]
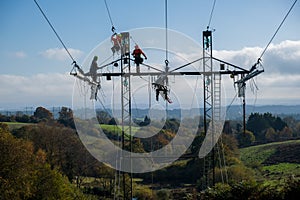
[
  {"left": 265, "top": 127, "right": 277, "bottom": 142},
  {"left": 13, "top": 123, "right": 82, "bottom": 180},
  {"left": 0, "top": 123, "right": 86, "bottom": 200},
  {"left": 12, "top": 122, "right": 108, "bottom": 184},
  {"left": 58, "top": 106, "right": 75, "bottom": 129},
  {"left": 33, "top": 106, "right": 53, "bottom": 122},
  {"left": 247, "top": 112, "right": 287, "bottom": 142},
  {"left": 0, "top": 124, "right": 35, "bottom": 199},
  {"left": 236, "top": 130, "right": 255, "bottom": 147},
  {"left": 279, "top": 126, "right": 293, "bottom": 139},
  {"left": 96, "top": 110, "right": 112, "bottom": 124}
]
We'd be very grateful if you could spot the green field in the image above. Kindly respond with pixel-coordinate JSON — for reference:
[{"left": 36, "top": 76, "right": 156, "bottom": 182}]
[
  {"left": 3, "top": 122, "right": 34, "bottom": 130},
  {"left": 100, "top": 124, "right": 140, "bottom": 135},
  {"left": 240, "top": 140, "right": 300, "bottom": 165},
  {"left": 263, "top": 163, "right": 300, "bottom": 176},
  {"left": 240, "top": 140, "right": 300, "bottom": 182}
]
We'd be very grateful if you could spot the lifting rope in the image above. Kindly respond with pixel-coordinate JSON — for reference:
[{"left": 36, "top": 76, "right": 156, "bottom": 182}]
[{"left": 150, "top": 0, "right": 173, "bottom": 105}]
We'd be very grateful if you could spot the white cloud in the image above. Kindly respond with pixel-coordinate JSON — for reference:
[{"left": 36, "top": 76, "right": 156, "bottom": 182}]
[
  {"left": 213, "top": 46, "right": 261, "bottom": 67},
  {"left": 0, "top": 73, "right": 75, "bottom": 107},
  {"left": 258, "top": 73, "right": 300, "bottom": 87},
  {"left": 1, "top": 40, "right": 300, "bottom": 108},
  {"left": 13, "top": 51, "right": 27, "bottom": 58},
  {"left": 165, "top": 39, "right": 300, "bottom": 105},
  {"left": 267, "top": 40, "right": 300, "bottom": 60},
  {"left": 213, "top": 40, "right": 300, "bottom": 74},
  {"left": 40, "top": 48, "right": 84, "bottom": 61},
  {"left": 155, "top": 40, "right": 299, "bottom": 75}
]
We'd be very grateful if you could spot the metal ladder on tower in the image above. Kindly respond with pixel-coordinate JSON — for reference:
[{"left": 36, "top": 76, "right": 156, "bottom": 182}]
[
  {"left": 213, "top": 72, "right": 229, "bottom": 184},
  {"left": 213, "top": 73, "right": 221, "bottom": 123},
  {"left": 213, "top": 72, "right": 222, "bottom": 183},
  {"left": 121, "top": 63, "right": 131, "bottom": 135}
]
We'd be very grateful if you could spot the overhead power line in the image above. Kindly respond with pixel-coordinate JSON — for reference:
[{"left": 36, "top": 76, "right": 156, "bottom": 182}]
[
  {"left": 207, "top": 0, "right": 217, "bottom": 29},
  {"left": 259, "top": 0, "right": 298, "bottom": 59},
  {"left": 33, "top": 0, "right": 76, "bottom": 63},
  {"left": 165, "top": 0, "right": 169, "bottom": 65},
  {"left": 104, "top": 0, "right": 116, "bottom": 33}
]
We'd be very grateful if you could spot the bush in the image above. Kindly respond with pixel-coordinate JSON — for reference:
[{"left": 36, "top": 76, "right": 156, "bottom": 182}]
[
  {"left": 283, "top": 178, "right": 300, "bottom": 200},
  {"left": 227, "top": 164, "right": 255, "bottom": 183},
  {"left": 134, "top": 185, "right": 153, "bottom": 200},
  {"left": 156, "top": 189, "right": 171, "bottom": 200},
  {"left": 15, "top": 114, "right": 30, "bottom": 123},
  {"left": 199, "top": 181, "right": 283, "bottom": 200},
  {"left": 199, "top": 183, "right": 232, "bottom": 199}
]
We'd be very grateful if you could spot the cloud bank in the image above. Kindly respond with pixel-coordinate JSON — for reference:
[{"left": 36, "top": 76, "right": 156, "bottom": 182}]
[
  {"left": 0, "top": 73, "right": 74, "bottom": 108},
  {"left": 214, "top": 40, "right": 300, "bottom": 74},
  {"left": 40, "top": 48, "right": 84, "bottom": 61},
  {"left": 1, "top": 40, "right": 299, "bottom": 108}
]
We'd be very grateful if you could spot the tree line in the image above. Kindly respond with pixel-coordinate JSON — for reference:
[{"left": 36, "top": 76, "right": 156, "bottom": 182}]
[
  {"left": 1, "top": 106, "right": 300, "bottom": 199},
  {"left": 233, "top": 112, "right": 300, "bottom": 147}
]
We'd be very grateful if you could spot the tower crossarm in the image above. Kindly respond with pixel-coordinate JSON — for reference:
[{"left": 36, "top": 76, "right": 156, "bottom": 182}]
[{"left": 96, "top": 70, "right": 249, "bottom": 78}]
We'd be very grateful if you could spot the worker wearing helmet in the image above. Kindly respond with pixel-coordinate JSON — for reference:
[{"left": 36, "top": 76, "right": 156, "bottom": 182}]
[
  {"left": 87, "top": 56, "right": 101, "bottom": 100},
  {"left": 132, "top": 45, "right": 147, "bottom": 66},
  {"left": 111, "top": 33, "right": 122, "bottom": 55},
  {"left": 89, "top": 56, "right": 100, "bottom": 82},
  {"left": 132, "top": 45, "right": 147, "bottom": 73}
]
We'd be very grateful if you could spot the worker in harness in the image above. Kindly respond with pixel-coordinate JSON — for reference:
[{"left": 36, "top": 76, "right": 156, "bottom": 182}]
[
  {"left": 152, "top": 75, "right": 172, "bottom": 103},
  {"left": 87, "top": 56, "right": 101, "bottom": 100},
  {"left": 111, "top": 33, "right": 122, "bottom": 55},
  {"left": 132, "top": 45, "right": 147, "bottom": 73},
  {"left": 88, "top": 56, "right": 101, "bottom": 82}
]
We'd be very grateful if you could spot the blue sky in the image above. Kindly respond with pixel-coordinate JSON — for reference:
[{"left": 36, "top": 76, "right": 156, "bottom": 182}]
[{"left": 1, "top": 0, "right": 300, "bottom": 110}]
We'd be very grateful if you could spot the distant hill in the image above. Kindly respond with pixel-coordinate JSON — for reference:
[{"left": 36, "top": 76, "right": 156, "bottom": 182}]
[
  {"left": 226, "top": 105, "right": 300, "bottom": 120},
  {"left": 104, "top": 105, "right": 300, "bottom": 120},
  {"left": 1, "top": 105, "right": 299, "bottom": 120}
]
